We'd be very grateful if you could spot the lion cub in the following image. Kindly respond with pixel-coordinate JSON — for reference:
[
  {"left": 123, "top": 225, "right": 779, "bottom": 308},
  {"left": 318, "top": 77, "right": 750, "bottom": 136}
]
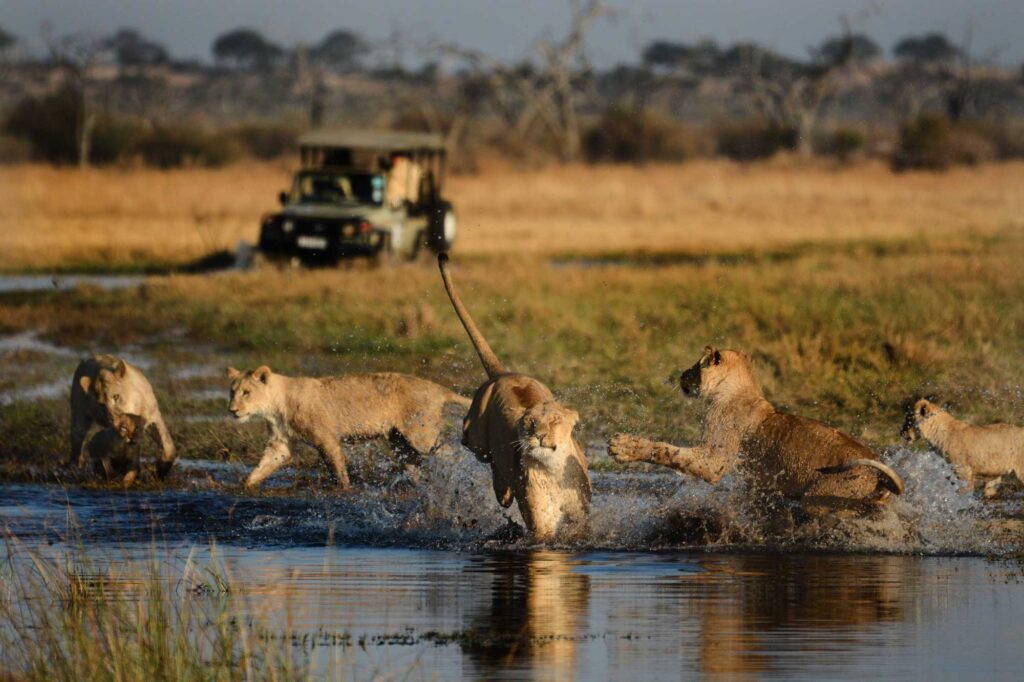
[
  {"left": 86, "top": 416, "right": 143, "bottom": 485},
  {"left": 902, "top": 398, "right": 1024, "bottom": 497},
  {"left": 70, "top": 355, "right": 176, "bottom": 480},
  {"left": 438, "top": 253, "right": 591, "bottom": 541},
  {"left": 227, "top": 367, "right": 471, "bottom": 489},
  {"left": 610, "top": 346, "right": 904, "bottom": 517}
]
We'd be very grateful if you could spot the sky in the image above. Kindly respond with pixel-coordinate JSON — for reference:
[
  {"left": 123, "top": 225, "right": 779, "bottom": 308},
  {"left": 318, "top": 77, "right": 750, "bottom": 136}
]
[{"left": 3, "top": 0, "right": 1022, "bottom": 66}]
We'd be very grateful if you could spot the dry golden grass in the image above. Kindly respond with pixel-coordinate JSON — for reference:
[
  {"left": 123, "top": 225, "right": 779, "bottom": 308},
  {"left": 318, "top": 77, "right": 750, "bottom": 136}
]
[{"left": 1, "top": 159, "right": 1022, "bottom": 271}]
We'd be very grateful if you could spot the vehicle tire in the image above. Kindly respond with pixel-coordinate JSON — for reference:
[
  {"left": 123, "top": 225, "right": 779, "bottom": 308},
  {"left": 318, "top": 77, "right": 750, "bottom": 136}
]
[{"left": 426, "top": 201, "right": 457, "bottom": 253}]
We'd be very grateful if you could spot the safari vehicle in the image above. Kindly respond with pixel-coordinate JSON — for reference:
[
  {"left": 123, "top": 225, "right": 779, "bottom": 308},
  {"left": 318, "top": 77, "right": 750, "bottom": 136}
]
[{"left": 257, "top": 129, "right": 456, "bottom": 265}]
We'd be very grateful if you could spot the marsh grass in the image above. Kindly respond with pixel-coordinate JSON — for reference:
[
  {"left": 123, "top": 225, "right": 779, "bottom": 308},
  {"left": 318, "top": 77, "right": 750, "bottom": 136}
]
[
  {"left": 2, "top": 228, "right": 1023, "bottom": 474},
  {"left": 0, "top": 537, "right": 320, "bottom": 681}
]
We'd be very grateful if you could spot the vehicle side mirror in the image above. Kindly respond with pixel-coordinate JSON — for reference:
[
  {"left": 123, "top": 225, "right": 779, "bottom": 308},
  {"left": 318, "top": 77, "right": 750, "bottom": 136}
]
[{"left": 278, "top": 191, "right": 288, "bottom": 206}]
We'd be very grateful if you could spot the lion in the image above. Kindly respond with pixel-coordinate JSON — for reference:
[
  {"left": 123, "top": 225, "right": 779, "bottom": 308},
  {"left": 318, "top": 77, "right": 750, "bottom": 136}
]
[
  {"left": 226, "top": 367, "right": 471, "bottom": 489},
  {"left": 70, "top": 355, "right": 176, "bottom": 479},
  {"left": 437, "top": 253, "right": 591, "bottom": 541},
  {"left": 902, "top": 398, "right": 1024, "bottom": 497},
  {"left": 609, "top": 346, "right": 904, "bottom": 517},
  {"left": 85, "top": 416, "right": 143, "bottom": 485}
]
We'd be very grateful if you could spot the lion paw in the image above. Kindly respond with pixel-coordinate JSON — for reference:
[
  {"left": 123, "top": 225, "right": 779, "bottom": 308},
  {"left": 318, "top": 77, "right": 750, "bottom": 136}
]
[{"left": 608, "top": 433, "right": 650, "bottom": 463}]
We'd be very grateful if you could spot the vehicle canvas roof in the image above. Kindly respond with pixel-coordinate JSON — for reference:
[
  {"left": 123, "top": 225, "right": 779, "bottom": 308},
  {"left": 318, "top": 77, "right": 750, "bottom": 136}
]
[{"left": 298, "top": 129, "right": 446, "bottom": 153}]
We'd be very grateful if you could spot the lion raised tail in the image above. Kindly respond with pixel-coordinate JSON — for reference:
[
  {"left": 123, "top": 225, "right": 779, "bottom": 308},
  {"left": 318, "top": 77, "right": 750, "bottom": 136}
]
[
  {"left": 438, "top": 253, "right": 508, "bottom": 379},
  {"left": 818, "top": 458, "right": 905, "bottom": 495}
]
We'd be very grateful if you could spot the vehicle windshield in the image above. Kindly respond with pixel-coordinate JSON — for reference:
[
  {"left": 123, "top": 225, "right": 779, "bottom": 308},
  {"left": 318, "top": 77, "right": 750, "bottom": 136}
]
[{"left": 290, "top": 171, "right": 384, "bottom": 206}]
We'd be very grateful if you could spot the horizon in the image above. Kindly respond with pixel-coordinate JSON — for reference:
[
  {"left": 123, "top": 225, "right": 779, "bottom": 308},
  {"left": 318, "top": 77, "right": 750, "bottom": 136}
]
[{"left": 3, "top": 0, "right": 1023, "bottom": 67}]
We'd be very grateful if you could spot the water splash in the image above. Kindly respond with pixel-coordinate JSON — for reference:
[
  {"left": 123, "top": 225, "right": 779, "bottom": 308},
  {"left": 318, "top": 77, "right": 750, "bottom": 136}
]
[{"left": 0, "top": 436, "right": 1018, "bottom": 556}]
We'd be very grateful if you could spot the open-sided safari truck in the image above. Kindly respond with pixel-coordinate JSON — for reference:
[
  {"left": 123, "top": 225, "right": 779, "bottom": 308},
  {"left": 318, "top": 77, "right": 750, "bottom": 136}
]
[{"left": 257, "top": 129, "right": 456, "bottom": 265}]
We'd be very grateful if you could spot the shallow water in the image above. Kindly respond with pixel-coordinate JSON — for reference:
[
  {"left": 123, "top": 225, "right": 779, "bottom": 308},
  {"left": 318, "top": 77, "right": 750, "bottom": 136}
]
[
  {"left": 1, "top": 405, "right": 1022, "bottom": 679},
  {"left": 1, "top": 479, "right": 1022, "bottom": 680},
  {"left": 0, "top": 274, "right": 145, "bottom": 293}
]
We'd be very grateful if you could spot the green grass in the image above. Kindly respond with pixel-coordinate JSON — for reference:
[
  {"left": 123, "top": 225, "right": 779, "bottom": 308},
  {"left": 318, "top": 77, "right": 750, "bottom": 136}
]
[
  {"left": 1, "top": 230, "right": 1023, "bottom": 479},
  {"left": 0, "top": 540, "right": 319, "bottom": 681}
]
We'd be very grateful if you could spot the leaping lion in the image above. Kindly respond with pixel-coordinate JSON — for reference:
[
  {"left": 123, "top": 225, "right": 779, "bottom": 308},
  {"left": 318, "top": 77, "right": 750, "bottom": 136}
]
[
  {"left": 438, "top": 253, "right": 591, "bottom": 541},
  {"left": 609, "top": 346, "right": 904, "bottom": 517}
]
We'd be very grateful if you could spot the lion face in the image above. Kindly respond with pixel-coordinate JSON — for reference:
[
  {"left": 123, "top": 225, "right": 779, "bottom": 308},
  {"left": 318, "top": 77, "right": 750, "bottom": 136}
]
[
  {"left": 679, "top": 346, "right": 751, "bottom": 400},
  {"left": 89, "top": 362, "right": 140, "bottom": 438},
  {"left": 517, "top": 401, "right": 580, "bottom": 472},
  {"left": 902, "top": 398, "right": 938, "bottom": 442},
  {"left": 227, "top": 366, "right": 275, "bottom": 422}
]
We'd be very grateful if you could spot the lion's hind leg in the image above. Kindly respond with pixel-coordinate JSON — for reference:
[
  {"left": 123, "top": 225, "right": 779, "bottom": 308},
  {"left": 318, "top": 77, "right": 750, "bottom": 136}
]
[{"left": 801, "top": 467, "right": 881, "bottom": 518}]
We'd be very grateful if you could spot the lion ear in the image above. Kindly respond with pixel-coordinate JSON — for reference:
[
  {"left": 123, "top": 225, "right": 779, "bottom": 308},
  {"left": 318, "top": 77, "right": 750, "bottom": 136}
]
[
  {"left": 226, "top": 367, "right": 242, "bottom": 381},
  {"left": 919, "top": 402, "right": 930, "bottom": 417},
  {"left": 254, "top": 366, "right": 272, "bottom": 384},
  {"left": 79, "top": 376, "right": 92, "bottom": 394},
  {"left": 566, "top": 409, "right": 580, "bottom": 426},
  {"left": 713, "top": 350, "right": 722, "bottom": 365},
  {"left": 703, "top": 345, "right": 715, "bottom": 356},
  {"left": 114, "top": 359, "right": 127, "bottom": 377}
]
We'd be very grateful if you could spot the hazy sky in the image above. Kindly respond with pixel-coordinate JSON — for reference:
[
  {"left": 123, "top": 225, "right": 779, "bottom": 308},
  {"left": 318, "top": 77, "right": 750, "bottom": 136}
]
[{"left": 3, "top": 0, "right": 1022, "bottom": 65}]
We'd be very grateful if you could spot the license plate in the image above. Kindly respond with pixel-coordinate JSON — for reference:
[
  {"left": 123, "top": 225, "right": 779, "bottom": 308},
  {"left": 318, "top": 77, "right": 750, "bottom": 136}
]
[{"left": 297, "top": 236, "right": 328, "bottom": 250}]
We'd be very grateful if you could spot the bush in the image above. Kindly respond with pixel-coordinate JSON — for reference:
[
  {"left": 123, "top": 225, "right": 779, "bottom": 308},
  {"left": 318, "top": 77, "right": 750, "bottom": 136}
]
[
  {"left": 5, "top": 88, "right": 146, "bottom": 165},
  {"left": 228, "top": 122, "right": 299, "bottom": 160},
  {"left": 583, "top": 107, "right": 707, "bottom": 163},
  {"left": 816, "top": 127, "right": 866, "bottom": 163},
  {"left": 715, "top": 120, "right": 796, "bottom": 161},
  {"left": 137, "top": 124, "right": 240, "bottom": 168},
  {"left": 892, "top": 114, "right": 997, "bottom": 171}
]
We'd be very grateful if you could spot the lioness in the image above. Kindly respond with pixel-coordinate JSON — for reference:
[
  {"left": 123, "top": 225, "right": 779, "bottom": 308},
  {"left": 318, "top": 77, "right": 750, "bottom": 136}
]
[
  {"left": 902, "top": 398, "right": 1024, "bottom": 496},
  {"left": 610, "top": 346, "right": 904, "bottom": 517},
  {"left": 227, "top": 366, "right": 471, "bottom": 489},
  {"left": 70, "top": 355, "right": 176, "bottom": 479},
  {"left": 438, "top": 253, "right": 591, "bottom": 541}
]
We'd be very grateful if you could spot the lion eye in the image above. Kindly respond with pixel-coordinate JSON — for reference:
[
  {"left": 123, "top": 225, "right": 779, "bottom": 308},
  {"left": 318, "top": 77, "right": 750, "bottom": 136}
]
[
  {"left": 242, "top": 390, "right": 250, "bottom": 397},
  {"left": 113, "top": 395, "right": 121, "bottom": 403}
]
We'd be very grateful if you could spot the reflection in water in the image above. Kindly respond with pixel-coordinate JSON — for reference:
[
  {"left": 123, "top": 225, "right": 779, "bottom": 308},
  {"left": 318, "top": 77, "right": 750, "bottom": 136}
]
[
  {"left": 461, "top": 551, "right": 590, "bottom": 678},
  {"left": 685, "top": 555, "right": 911, "bottom": 677}
]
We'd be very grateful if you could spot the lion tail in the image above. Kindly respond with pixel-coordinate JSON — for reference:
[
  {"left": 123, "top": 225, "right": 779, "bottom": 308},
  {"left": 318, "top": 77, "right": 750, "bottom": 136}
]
[
  {"left": 438, "top": 253, "right": 508, "bottom": 379},
  {"left": 447, "top": 392, "right": 472, "bottom": 408},
  {"left": 818, "top": 458, "right": 905, "bottom": 495}
]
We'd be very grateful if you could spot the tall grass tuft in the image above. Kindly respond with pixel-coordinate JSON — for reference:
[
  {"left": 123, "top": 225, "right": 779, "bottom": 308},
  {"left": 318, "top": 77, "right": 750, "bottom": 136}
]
[{"left": 0, "top": 538, "right": 313, "bottom": 681}]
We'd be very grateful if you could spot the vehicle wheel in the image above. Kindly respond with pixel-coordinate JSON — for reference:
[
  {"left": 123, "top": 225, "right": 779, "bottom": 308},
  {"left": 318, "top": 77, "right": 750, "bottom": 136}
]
[{"left": 426, "top": 201, "right": 457, "bottom": 253}]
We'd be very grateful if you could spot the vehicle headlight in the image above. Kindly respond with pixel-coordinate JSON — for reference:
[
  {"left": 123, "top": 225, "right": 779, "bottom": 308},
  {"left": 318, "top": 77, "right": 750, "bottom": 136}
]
[{"left": 282, "top": 219, "right": 294, "bottom": 234}]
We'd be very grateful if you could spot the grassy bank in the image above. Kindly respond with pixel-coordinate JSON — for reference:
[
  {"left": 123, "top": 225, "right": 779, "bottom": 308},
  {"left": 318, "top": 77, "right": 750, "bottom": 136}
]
[
  {"left": 1, "top": 159, "right": 1022, "bottom": 272},
  {"left": 2, "top": 228, "right": 1023, "bottom": 478}
]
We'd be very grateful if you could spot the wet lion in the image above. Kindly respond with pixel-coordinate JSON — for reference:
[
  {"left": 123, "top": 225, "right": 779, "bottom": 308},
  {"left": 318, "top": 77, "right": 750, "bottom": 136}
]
[
  {"left": 70, "top": 355, "right": 176, "bottom": 480},
  {"left": 902, "top": 398, "right": 1024, "bottom": 497},
  {"left": 227, "top": 367, "right": 471, "bottom": 489},
  {"left": 438, "top": 253, "right": 591, "bottom": 541},
  {"left": 609, "top": 346, "right": 904, "bottom": 517}
]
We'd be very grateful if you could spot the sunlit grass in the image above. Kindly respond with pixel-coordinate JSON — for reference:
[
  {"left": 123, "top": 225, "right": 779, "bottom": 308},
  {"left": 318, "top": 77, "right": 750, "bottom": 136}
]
[
  {"left": 0, "top": 537, "right": 319, "bottom": 681},
  {"left": 1, "top": 159, "right": 1021, "bottom": 271}
]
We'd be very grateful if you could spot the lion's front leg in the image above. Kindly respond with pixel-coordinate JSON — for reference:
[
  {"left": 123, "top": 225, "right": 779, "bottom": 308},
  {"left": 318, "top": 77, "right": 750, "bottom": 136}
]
[
  {"left": 245, "top": 439, "right": 292, "bottom": 489},
  {"left": 608, "top": 433, "right": 733, "bottom": 484},
  {"left": 952, "top": 463, "right": 975, "bottom": 494}
]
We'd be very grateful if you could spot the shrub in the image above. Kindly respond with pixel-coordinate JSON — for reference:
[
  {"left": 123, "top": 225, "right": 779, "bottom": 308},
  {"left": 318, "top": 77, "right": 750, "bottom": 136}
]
[
  {"left": 137, "top": 124, "right": 240, "bottom": 168},
  {"left": 715, "top": 120, "right": 796, "bottom": 161},
  {"left": 228, "top": 122, "right": 300, "bottom": 160},
  {"left": 816, "top": 127, "right": 866, "bottom": 163},
  {"left": 892, "top": 114, "right": 997, "bottom": 171},
  {"left": 582, "top": 107, "right": 707, "bottom": 163}
]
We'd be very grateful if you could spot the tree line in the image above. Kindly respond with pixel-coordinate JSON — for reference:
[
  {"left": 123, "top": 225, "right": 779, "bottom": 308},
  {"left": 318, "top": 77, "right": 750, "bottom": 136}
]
[{"left": 1, "top": 5, "right": 1021, "bottom": 170}]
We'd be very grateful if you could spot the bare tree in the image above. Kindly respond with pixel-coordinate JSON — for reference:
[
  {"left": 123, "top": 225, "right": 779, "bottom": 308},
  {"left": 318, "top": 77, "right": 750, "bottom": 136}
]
[
  {"left": 435, "top": 0, "right": 615, "bottom": 161},
  {"left": 739, "top": 27, "right": 871, "bottom": 156},
  {"left": 43, "top": 25, "right": 106, "bottom": 167}
]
